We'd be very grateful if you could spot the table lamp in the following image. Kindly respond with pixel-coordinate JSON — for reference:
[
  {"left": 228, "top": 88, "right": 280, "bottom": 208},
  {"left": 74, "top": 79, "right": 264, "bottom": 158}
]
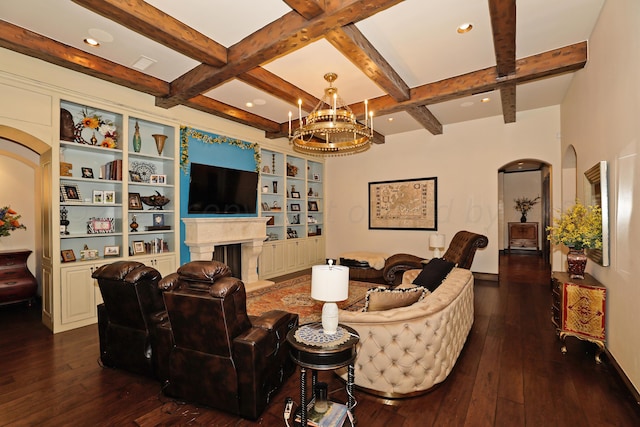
[
  {"left": 429, "top": 233, "right": 446, "bottom": 258},
  {"left": 311, "top": 260, "right": 349, "bottom": 334}
]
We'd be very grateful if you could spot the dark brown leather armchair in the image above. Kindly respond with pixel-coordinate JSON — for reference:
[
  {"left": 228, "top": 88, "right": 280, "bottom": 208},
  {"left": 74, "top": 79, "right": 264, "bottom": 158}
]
[
  {"left": 158, "top": 260, "right": 299, "bottom": 420},
  {"left": 383, "top": 230, "right": 489, "bottom": 284},
  {"left": 92, "top": 261, "right": 168, "bottom": 379}
]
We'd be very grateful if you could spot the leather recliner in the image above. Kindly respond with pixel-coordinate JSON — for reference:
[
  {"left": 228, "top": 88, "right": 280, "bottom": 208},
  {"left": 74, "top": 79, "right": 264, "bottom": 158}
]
[
  {"left": 158, "top": 260, "right": 299, "bottom": 420},
  {"left": 92, "top": 261, "right": 168, "bottom": 380}
]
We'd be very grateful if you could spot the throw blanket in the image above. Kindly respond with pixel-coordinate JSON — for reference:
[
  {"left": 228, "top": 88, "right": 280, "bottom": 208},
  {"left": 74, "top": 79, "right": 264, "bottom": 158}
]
[{"left": 340, "top": 251, "right": 389, "bottom": 270}]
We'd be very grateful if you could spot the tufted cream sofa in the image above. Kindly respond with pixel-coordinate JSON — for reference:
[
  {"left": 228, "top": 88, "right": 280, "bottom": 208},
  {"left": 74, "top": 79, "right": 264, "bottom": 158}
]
[{"left": 336, "top": 267, "right": 474, "bottom": 397}]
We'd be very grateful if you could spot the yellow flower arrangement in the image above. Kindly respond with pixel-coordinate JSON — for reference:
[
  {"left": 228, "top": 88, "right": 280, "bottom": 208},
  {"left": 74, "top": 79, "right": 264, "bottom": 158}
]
[
  {"left": 546, "top": 201, "right": 602, "bottom": 250},
  {"left": 0, "top": 206, "right": 27, "bottom": 237},
  {"left": 80, "top": 108, "right": 118, "bottom": 148}
]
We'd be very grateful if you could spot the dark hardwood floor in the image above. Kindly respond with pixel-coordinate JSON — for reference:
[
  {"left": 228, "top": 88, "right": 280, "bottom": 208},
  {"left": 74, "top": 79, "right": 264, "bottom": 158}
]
[{"left": 1, "top": 254, "right": 639, "bottom": 426}]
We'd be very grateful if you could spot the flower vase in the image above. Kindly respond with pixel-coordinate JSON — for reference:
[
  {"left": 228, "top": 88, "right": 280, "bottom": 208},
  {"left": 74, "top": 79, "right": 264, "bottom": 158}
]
[
  {"left": 520, "top": 213, "right": 527, "bottom": 223},
  {"left": 152, "top": 134, "right": 167, "bottom": 155},
  {"left": 567, "top": 248, "right": 587, "bottom": 280},
  {"left": 132, "top": 121, "right": 142, "bottom": 153}
]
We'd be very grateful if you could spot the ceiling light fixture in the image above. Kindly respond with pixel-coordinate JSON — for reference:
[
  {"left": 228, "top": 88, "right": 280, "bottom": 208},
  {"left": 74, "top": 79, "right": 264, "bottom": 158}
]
[
  {"left": 457, "top": 23, "right": 473, "bottom": 34},
  {"left": 289, "top": 72, "right": 373, "bottom": 156},
  {"left": 83, "top": 38, "right": 100, "bottom": 47},
  {"left": 481, "top": 97, "right": 491, "bottom": 103}
]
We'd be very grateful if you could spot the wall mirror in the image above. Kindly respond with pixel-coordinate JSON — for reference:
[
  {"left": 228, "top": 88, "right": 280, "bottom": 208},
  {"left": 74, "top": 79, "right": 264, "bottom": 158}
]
[{"left": 584, "top": 161, "right": 609, "bottom": 266}]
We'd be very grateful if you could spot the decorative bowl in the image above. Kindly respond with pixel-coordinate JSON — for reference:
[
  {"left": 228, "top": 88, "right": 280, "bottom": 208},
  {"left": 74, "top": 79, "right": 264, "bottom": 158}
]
[{"left": 140, "top": 191, "right": 170, "bottom": 210}]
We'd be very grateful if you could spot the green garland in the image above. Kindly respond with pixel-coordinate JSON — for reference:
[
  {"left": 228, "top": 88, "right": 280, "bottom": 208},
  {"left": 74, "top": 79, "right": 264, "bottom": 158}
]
[{"left": 180, "top": 126, "right": 261, "bottom": 174}]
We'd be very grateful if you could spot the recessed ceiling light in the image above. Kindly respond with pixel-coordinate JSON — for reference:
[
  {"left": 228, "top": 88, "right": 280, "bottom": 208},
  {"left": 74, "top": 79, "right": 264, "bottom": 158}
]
[
  {"left": 461, "top": 101, "right": 474, "bottom": 107},
  {"left": 245, "top": 102, "right": 254, "bottom": 108},
  {"left": 457, "top": 23, "right": 473, "bottom": 34},
  {"left": 481, "top": 97, "right": 491, "bottom": 103},
  {"left": 253, "top": 98, "right": 266, "bottom": 106},
  {"left": 387, "top": 117, "right": 394, "bottom": 122},
  {"left": 83, "top": 38, "right": 100, "bottom": 47}
]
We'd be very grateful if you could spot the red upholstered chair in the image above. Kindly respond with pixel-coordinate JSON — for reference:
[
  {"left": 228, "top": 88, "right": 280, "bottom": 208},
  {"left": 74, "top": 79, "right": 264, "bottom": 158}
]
[
  {"left": 158, "top": 260, "right": 299, "bottom": 420},
  {"left": 92, "top": 261, "right": 168, "bottom": 380}
]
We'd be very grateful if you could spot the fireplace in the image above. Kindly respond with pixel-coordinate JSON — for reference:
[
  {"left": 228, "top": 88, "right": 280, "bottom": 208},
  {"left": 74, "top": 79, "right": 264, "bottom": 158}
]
[{"left": 182, "top": 217, "right": 272, "bottom": 287}]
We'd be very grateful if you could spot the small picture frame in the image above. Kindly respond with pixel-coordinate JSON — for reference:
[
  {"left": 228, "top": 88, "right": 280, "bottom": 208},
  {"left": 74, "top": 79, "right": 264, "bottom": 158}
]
[
  {"left": 129, "top": 171, "right": 143, "bottom": 182},
  {"left": 61, "top": 184, "right": 81, "bottom": 201},
  {"left": 290, "top": 203, "right": 301, "bottom": 211},
  {"left": 152, "top": 213, "right": 164, "bottom": 227},
  {"left": 88, "top": 217, "right": 115, "bottom": 234},
  {"left": 61, "top": 249, "right": 76, "bottom": 263},
  {"left": 104, "top": 245, "right": 120, "bottom": 257},
  {"left": 308, "top": 201, "right": 319, "bottom": 211},
  {"left": 103, "top": 190, "right": 116, "bottom": 204},
  {"left": 92, "top": 190, "right": 104, "bottom": 204},
  {"left": 291, "top": 191, "right": 301, "bottom": 199},
  {"left": 128, "top": 193, "right": 143, "bottom": 210},
  {"left": 81, "top": 167, "right": 94, "bottom": 179},
  {"left": 150, "top": 174, "right": 166, "bottom": 184},
  {"left": 313, "top": 173, "right": 320, "bottom": 180},
  {"left": 133, "top": 240, "right": 146, "bottom": 254},
  {"left": 261, "top": 202, "right": 270, "bottom": 211},
  {"left": 80, "top": 248, "right": 99, "bottom": 261}
]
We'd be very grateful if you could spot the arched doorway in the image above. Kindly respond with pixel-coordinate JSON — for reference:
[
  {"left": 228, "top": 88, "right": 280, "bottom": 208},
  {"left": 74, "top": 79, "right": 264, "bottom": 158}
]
[{"left": 498, "top": 159, "right": 552, "bottom": 263}]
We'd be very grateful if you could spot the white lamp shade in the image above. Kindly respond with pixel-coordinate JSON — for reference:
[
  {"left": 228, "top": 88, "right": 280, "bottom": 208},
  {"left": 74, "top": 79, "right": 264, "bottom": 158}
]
[
  {"left": 311, "top": 264, "right": 349, "bottom": 302},
  {"left": 429, "top": 234, "right": 446, "bottom": 249}
]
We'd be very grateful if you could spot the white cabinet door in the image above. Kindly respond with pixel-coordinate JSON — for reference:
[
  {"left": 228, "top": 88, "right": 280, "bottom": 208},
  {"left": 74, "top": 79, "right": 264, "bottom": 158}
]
[
  {"left": 307, "top": 236, "right": 326, "bottom": 266},
  {"left": 259, "top": 241, "right": 285, "bottom": 278},
  {"left": 138, "top": 254, "right": 176, "bottom": 277},
  {"left": 60, "top": 262, "right": 103, "bottom": 324},
  {"left": 286, "top": 239, "right": 308, "bottom": 271}
]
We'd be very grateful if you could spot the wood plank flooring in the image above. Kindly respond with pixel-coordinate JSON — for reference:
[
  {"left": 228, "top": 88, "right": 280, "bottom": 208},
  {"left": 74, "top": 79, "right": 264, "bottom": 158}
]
[{"left": 1, "top": 254, "right": 639, "bottom": 426}]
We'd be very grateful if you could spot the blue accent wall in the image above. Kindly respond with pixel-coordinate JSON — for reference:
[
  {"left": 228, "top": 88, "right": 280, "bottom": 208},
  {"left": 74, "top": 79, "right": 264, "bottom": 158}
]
[{"left": 179, "top": 128, "right": 258, "bottom": 264}]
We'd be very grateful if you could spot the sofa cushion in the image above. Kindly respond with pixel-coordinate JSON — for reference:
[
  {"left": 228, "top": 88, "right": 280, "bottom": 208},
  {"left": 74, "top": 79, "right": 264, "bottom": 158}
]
[
  {"left": 412, "top": 258, "right": 457, "bottom": 291},
  {"left": 364, "top": 286, "right": 427, "bottom": 312}
]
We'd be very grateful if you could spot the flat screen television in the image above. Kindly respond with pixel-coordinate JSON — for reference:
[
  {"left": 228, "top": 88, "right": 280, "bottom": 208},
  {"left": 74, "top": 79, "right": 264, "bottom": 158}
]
[{"left": 187, "top": 163, "right": 258, "bottom": 214}]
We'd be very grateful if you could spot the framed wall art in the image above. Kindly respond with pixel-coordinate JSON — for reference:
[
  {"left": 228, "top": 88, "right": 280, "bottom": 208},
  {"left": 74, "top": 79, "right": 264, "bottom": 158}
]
[{"left": 369, "top": 177, "right": 437, "bottom": 230}]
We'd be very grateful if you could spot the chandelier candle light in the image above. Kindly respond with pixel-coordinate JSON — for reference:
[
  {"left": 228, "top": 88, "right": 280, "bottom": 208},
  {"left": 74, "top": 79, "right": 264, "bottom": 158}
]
[
  {"left": 310, "top": 260, "right": 349, "bottom": 334},
  {"left": 289, "top": 73, "right": 373, "bottom": 155}
]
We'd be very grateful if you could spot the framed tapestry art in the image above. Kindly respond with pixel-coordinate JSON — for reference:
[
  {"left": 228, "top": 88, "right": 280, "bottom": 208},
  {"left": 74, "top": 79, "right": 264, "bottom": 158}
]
[{"left": 369, "top": 177, "right": 437, "bottom": 230}]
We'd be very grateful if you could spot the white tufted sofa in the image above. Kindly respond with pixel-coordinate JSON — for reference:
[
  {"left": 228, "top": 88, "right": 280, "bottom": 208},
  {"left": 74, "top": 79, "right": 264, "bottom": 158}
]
[{"left": 336, "top": 267, "right": 474, "bottom": 397}]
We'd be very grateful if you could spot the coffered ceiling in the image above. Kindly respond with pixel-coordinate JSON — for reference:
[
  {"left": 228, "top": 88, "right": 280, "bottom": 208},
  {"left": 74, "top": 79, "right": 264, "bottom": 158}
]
[{"left": 0, "top": 0, "right": 605, "bottom": 143}]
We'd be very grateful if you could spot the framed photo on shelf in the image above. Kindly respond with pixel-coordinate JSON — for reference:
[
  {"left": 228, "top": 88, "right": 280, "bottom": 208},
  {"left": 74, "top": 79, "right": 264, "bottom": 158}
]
[
  {"left": 308, "top": 201, "right": 319, "bottom": 211},
  {"left": 261, "top": 202, "right": 270, "bottom": 211},
  {"left": 103, "top": 190, "right": 116, "bottom": 204},
  {"left": 152, "top": 213, "right": 164, "bottom": 227},
  {"left": 87, "top": 217, "right": 115, "bottom": 234},
  {"left": 92, "top": 190, "right": 103, "bottom": 204},
  {"left": 133, "top": 240, "right": 146, "bottom": 255},
  {"left": 61, "top": 249, "right": 76, "bottom": 263},
  {"left": 150, "top": 174, "right": 166, "bottom": 184},
  {"left": 61, "top": 184, "right": 81, "bottom": 201},
  {"left": 128, "top": 193, "right": 143, "bottom": 210},
  {"left": 81, "top": 167, "right": 94, "bottom": 179},
  {"left": 129, "top": 171, "right": 143, "bottom": 182},
  {"left": 290, "top": 203, "right": 301, "bottom": 211},
  {"left": 104, "top": 245, "right": 120, "bottom": 257},
  {"left": 291, "top": 191, "right": 301, "bottom": 199}
]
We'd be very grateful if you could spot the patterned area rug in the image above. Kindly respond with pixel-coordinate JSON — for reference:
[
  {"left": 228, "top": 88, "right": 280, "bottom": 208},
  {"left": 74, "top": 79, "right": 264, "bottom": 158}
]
[{"left": 246, "top": 275, "right": 372, "bottom": 324}]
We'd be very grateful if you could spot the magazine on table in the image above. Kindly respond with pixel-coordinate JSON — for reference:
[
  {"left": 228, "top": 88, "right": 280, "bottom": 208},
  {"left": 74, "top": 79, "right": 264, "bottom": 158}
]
[{"left": 294, "top": 399, "right": 348, "bottom": 427}]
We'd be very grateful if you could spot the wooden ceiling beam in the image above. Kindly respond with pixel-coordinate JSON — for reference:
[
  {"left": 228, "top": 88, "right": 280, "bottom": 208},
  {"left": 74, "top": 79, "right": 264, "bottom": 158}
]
[
  {"left": 406, "top": 106, "right": 443, "bottom": 135},
  {"left": 499, "top": 84, "right": 516, "bottom": 123},
  {"left": 282, "top": 0, "right": 325, "bottom": 19},
  {"left": 488, "top": 0, "right": 517, "bottom": 123},
  {"left": 360, "top": 42, "right": 587, "bottom": 117},
  {"left": 72, "top": 0, "right": 227, "bottom": 67},
  {"left": 184, "top": 95, "right": 282, "bottom": 133},
  {"left": 325, "top": 24, "right": 410, "bottom": 102},
  {"left": 0, "top": 20, "right": 169, "bottom": 97},
  {"left": 157, "top": 0, "right": 404, "bottom": 108},
  {"left": 238, "top": 68, "right": 319, "bottom": 112}
]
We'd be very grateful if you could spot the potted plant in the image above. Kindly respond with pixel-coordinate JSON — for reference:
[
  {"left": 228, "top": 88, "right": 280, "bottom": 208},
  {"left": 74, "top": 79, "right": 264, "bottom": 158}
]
[
  {"left": 514, "top": 196, "right": 540, "bottom": 222},
  {"left": 546, "top": 201, "right": 602, "bottom": 279}
]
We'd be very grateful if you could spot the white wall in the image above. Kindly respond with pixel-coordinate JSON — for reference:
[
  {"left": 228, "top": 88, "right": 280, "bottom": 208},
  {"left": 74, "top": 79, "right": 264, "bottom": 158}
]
[
  {"left": 561, "top": 0, "right": 640, "bottom": 394},
  {"left": 325, "top": 106, "right": 562, "bottom": 275}
]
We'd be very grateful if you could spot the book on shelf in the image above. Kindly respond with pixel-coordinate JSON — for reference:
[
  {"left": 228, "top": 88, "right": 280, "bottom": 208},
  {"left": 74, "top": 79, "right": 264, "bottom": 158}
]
[{"left": 294, "top": 400, "right": 348, "bottom": 427}]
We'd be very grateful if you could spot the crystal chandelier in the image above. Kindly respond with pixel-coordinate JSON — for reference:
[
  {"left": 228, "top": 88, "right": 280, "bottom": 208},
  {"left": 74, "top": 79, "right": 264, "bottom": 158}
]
[{"left": 288, "top": 73, "right": 373, "bottom": 155}]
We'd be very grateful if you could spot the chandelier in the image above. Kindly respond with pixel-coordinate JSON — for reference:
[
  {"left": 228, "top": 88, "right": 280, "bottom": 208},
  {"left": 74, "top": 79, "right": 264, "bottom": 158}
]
[{"left": 288, "top": 72, "right": 373, "bottom": 155}]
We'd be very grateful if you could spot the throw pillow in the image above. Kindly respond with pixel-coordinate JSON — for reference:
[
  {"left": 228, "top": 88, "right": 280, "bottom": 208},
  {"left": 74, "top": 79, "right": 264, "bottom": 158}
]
[
  {"left": 412, "top": 258, "right": 457, "bottom": 291},
  {"left": 364, "top": 286, "right": 427, "bottom": 312}
]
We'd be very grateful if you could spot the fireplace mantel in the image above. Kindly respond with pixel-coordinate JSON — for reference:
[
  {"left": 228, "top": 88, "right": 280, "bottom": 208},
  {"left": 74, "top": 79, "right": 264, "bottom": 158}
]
[{"left": 182, "top": 217, "right": 271, "bottom": 287}]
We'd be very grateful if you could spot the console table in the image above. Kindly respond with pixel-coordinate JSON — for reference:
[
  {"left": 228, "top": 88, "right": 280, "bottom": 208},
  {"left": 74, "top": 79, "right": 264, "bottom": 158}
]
[
  {"left": 0, "top": 249, "right": 37, "bottom": 306},
  {"left": 508, "top": 222, "right": 538, "bottom": 252},
  {"left": 551, "top": 272, "right": 606, "bottom": 363},
  {"left": 287, "top": 323, "right": 359, "bottom": 426}
]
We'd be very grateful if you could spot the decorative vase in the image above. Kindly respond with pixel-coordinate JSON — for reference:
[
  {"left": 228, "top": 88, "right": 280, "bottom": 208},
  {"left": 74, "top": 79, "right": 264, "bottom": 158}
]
[
  {"left": 133, "top": 121, "right": 142, "bottom": 153},
  {"left": 152, "top": 134, "right": 167, "bottom": 155},
  {"left": 520, "top": 213, "right": 527, "bottom": 223},
  {"left": 567, "top": 248, "right": 587, "bottom": 280}
]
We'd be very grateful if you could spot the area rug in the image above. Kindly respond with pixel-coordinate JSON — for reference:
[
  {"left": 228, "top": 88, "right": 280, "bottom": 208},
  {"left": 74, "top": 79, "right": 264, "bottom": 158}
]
[{"left": 246, "top": 275, "right": 372, "bottom": 324}]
